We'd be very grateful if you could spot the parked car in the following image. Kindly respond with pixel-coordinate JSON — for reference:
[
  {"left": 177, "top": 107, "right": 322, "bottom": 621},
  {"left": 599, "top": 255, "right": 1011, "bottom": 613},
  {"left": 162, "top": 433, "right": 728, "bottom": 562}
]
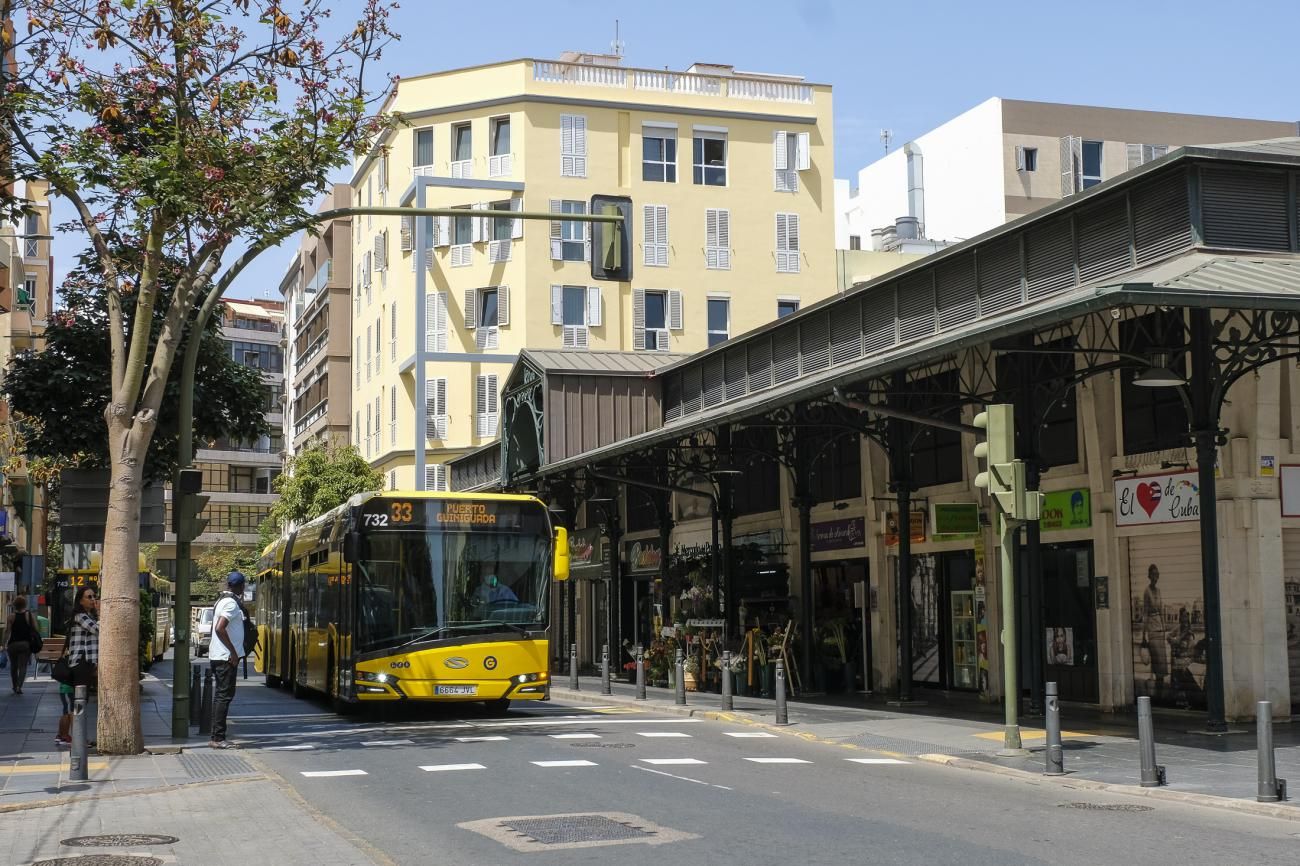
[{"left": 195, "top": 606, "right": 215, "bottom": 656}]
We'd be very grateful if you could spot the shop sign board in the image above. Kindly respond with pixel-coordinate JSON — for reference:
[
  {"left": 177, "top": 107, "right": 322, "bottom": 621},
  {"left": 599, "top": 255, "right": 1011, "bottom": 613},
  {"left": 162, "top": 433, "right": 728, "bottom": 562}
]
[
  {"left": 1040, "top": 488, "right": 1092, "bottom": 532},
  {"left": 1114, "top": 471, "right": 1200, "bottom": 527},
  {"left": 810, "top": 517, "right": 866, "bottom": 552},
  {"left": 884, "top": 510, "right": 926, "bottom": 547},
  {"left": 932, "top": 503, "right": 979, "bottom": 540},
  {"left": 625, "top": 538, "right": 663, "bottom": 574}
]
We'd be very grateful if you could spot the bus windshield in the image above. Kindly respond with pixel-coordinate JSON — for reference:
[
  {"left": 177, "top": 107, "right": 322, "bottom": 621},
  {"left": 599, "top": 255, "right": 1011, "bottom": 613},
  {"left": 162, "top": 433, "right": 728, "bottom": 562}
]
[{"left": 353, "top": 527, "right": 551, "bottom": 653}]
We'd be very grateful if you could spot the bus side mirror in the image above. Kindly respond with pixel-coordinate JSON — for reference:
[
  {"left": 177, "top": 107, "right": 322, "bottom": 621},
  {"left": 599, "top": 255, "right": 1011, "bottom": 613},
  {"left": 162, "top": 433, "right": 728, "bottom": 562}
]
[
  {"left": 553, "top": 527, "right": 570, "bottom": 581},
  {"left": 343, "top": 531, "right": 361, "bottom": 564}
]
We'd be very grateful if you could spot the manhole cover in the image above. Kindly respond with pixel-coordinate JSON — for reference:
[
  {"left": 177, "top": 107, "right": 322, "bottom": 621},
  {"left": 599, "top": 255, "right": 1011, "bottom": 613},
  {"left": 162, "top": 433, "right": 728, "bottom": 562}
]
[
  {"left": 1060, "top": 802, "right": 1154, "bottom": 812},
  {"left": 62, "top": 835, "right": 180, "bottom": 847},
  {"left": 33, "top": 852, "right": 162, "bottom": 858},
  {"left": 459, "top": 812, "right": 699, "bottom": 852},
  {"left": 571, "top": 742, "right": 635, "bottom": 748},
  {"left": 178, "top": 752, "right": 255, "bottom": 779}
]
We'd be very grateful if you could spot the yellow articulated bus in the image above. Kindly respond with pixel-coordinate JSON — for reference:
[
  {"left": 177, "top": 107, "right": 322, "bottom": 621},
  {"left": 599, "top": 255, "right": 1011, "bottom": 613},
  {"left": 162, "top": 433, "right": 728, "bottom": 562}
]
[{"left": 255, "top": 491, "right": 570, "bottom": 714}]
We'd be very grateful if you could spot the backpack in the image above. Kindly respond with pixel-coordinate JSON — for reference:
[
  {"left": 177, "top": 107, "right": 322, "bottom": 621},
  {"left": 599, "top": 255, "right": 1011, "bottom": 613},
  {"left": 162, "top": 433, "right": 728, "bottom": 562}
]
[{"left": 219, "top": 592, "right": 259, "bottom": 657}]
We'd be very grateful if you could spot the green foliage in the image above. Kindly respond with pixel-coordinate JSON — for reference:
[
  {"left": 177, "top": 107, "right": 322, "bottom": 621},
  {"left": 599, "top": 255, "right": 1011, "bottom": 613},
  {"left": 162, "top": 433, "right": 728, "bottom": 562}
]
[
  {"left": 193, "top": 541, "right": 260, "bottom": 603},
  {"left": 262, "top": 445, "right": 384, "bottom": 541},
  {"left": 3, "top": 250, "right": 270, "bottom": 482}
]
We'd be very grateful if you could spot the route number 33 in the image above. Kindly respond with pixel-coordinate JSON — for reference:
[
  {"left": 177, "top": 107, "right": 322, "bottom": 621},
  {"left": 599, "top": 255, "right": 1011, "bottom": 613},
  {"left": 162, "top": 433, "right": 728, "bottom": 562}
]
[{"left": 363, "top": 501, "right": 414, "bottom": 527}]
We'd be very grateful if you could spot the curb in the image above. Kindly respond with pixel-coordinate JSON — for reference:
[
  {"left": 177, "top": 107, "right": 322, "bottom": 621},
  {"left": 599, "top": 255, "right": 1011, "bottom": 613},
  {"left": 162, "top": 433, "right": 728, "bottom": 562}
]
[
  {"left": 0, "top": 774, "right": 259, "bottom": 815},
  {"left": 550, "top": 686, "right": 1300, "bottom": 822}
]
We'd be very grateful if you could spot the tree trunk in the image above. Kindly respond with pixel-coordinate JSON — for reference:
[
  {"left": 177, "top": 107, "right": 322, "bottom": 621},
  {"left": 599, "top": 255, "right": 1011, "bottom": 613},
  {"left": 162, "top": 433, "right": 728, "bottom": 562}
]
[{"left": 97, "top": 408, "right": 148, "bottom": 754}]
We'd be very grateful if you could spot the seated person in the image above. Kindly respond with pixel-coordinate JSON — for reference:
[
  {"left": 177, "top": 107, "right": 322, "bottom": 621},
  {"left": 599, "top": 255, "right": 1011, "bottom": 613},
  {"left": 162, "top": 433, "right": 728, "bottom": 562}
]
[{"left": 473, "top": 573, "right": 518, "bottom": 607}]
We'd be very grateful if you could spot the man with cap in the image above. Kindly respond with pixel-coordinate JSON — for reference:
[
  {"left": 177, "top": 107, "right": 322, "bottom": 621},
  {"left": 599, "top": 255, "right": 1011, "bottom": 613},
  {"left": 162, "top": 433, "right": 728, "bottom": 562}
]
[{"left": 209, "top": 571, "right": 248, "bottom": 749}]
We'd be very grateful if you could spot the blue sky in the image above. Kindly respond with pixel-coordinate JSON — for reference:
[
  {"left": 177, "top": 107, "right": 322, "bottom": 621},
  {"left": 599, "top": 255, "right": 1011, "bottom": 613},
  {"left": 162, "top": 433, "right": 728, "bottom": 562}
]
[{"left": 46, "top": 0, "right": 1300, "bottom": 301}]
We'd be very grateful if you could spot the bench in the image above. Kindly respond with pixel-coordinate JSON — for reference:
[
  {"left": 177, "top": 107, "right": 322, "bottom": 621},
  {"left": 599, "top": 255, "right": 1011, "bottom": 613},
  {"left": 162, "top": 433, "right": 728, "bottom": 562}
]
[{"left": 34, "top": 636, "right": 66, "bottom": 679}]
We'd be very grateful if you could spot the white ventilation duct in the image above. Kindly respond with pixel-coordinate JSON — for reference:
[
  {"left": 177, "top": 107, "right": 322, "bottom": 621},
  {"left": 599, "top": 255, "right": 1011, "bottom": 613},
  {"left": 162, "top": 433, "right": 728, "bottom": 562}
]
[{"left": 904, "top": 141, "right": 925, "bottom": 237}]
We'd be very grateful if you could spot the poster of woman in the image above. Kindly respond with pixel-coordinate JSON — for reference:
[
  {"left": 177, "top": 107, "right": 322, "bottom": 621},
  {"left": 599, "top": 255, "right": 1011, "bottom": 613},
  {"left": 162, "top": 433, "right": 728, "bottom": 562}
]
[{"left": 1131, "top": 561, "right": 1207, "bottom": 709}]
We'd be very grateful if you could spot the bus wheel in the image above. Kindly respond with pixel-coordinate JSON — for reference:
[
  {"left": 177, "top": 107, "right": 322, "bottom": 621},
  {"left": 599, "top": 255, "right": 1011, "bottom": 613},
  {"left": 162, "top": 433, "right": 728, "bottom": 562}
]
[
  {"left": 482, "top": 698, "right": 511, "bottom": 716},
  {"left": 265, "top": 670, "right": 282, "bottom": 689}
]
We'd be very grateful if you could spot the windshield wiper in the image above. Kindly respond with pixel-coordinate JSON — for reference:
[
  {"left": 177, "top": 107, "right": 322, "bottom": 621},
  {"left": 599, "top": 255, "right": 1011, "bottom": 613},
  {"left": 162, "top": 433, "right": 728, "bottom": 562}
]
[
  {"left": 478, "top": 620, "right": 531, "bottom": 636},
  {"left": 390, "top": 626, "right": 454, "bottom": 652}
]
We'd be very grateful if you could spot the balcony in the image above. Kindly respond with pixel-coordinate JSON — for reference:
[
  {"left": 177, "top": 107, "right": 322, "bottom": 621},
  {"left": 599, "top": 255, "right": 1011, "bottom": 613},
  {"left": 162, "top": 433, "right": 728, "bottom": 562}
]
[
  {"left": 294, "top": 327, "right": 329, "bottom": 368},
  {"left": 294, "top": 400, "right": 328, "bottom": 437},
  {"left": 533, "top": 60, "right": 813, "bottom": 105}
]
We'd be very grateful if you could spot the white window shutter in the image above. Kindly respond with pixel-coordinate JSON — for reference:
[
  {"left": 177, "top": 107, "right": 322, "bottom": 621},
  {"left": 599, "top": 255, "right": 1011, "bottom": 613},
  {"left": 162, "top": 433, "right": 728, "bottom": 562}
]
[
  {"left": 1059, "top": 135, "right": 1081, "bottom": 195},
  {"left": 487, "top": 375, "right": 499, "bottom": 413},
  {"left": 375, "top": 316, "right": 382, "bottom": 371},
  {"left": 435, "top": 293, "right": 448, "bottom": 351},
  {"left": 390, "top": 388, "right": 397, "bottom": 445},
  {"left": 549, "top": 199, "right": 563, "bottom": 260},
  {"left": 1149, "top": 144, "right": 1168, "bottom": 160},
  {"left": 471, "top": 203, "right": 483, "bottom": 243},
  {"left": 463, "top": 288, "right": 477, "bottom": 330},
  {"left": 551, "top": 285, "right": 564, "bottom": 325},
  {"left": 400, "top": 215, "right": 413, "bottom": 251},
  {"left": 668, "top": 290, "right": 683, "bottom": 331},
  {"left": 656, "top": 206, "right": 668, "bottom": 266},
  {"left": 773, "top": 129, "right": 788, "bottom": 170},
  {"left": 642, "top": 204, "right": 655, "bottom": 266},
  {"left": 1015, "top": 145, "right": 1027, "bottom": 171},
  {"left": 573, "top": 115, "right": 587, "bottom": 176},
  {"left": 435, "top": 216, "right": 451, "bottom": 247},
  {"left": 632, "top": 288, "right": 646, "bottom": 351},
  {"left": 1126, "top": 143, "right": 1144, "bottom": 171},
  {"left": 390, "top": 302, "right": 397, "bottom": 360},
  {"left": 511, "top": 198, "right": 524, "bottom": 239},
  {"left": 776, "top": 213, "right": 788, "bottom": 260},
  {"left": 435, "top": 465, "right": 448, "bottom": 492},
  {"left": 587, "top": 286, "right": 602, "bottom": 327},
  {"left": 788, "top": 213, "right": 800, "bottom": 252},
  {"left": 374, "top": 231, "right": 387, "bottom": 271},
  {"left": 796, "top": 132, "right": 810, "bottom": 171},
  {"left": 497, "top": 285, "right": 510, "bottom": 327},
  {"left": 717, "top": 209, "right": 731, "bottom": 269}
]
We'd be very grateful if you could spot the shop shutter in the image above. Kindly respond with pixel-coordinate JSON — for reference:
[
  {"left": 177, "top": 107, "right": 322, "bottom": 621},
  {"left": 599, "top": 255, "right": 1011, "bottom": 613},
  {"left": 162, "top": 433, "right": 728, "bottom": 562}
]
[{"left": 1128, "top": 533, "right": 1204, "bottom": 707}]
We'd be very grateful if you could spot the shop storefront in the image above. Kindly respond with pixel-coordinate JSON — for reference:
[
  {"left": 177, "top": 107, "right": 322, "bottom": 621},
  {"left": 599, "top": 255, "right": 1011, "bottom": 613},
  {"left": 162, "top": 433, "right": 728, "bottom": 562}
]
[
  {"left": 567, "top": 528, "right": 608, "bottom": 668},
  {"left": 1280, "top": 465, "right": 1300, "bottom": 711},
  {"left": 1119, "top": 470, "right": 1207, "bottom": 710},
  {"left": 623, "top": 536, "right": 662, "bottom": 660},
  {"left": 1037, "top": 488, "right": 1099, "bottom": 703},
  {"left": 810, "top": 517, "right": 869, "bottom": 692}
]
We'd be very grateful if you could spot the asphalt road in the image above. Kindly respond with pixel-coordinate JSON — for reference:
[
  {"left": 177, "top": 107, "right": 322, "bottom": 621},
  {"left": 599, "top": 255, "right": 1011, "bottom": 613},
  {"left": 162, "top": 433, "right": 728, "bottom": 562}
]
[{"left": 225, "top": 678, "right": 1300, "bottom": 865}]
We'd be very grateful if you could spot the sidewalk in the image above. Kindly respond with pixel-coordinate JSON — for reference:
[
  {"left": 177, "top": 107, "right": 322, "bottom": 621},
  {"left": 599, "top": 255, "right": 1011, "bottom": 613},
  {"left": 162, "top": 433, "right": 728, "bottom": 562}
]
[
  {"left": 553, "top": 675, "right": 1300, "bottom": 816},
  {"left": 0, "top": 662, "right": 387, "bottom": 865}
]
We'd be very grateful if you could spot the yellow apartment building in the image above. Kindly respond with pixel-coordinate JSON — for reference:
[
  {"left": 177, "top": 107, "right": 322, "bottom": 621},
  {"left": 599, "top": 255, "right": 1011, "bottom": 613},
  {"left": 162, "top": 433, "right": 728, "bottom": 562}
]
[{"left": 348, "top": 52, "right": 838, "bottom": 489}]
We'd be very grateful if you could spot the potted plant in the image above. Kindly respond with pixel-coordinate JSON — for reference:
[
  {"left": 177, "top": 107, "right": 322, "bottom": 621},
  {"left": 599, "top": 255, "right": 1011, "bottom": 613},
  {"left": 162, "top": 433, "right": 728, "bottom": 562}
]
[
  {"left": 730, "top": 651, "right": 748, "bottom": 697},
  {"left": 684, "top": 654, "right": 700, "bottom": 691}
]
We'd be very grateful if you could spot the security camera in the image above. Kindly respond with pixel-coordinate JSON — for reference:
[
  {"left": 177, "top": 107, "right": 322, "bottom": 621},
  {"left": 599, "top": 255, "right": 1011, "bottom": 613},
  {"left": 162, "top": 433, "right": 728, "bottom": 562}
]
[{"left": 1109, "top": 308, "right": 1121, "bottom": 320}]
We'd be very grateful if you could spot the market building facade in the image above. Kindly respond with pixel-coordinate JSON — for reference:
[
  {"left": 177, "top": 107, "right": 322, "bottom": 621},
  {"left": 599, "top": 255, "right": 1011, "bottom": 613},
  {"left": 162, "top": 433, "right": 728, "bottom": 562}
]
[{"left": 454, "top": 139, "right": 1300, "bottom": 724}]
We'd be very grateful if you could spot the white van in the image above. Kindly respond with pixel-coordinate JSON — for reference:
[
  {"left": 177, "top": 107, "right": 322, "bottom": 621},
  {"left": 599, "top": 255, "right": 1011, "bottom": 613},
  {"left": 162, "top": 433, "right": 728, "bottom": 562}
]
[{"left": 195, "top": 606, "right": 215, "bottom": 656}]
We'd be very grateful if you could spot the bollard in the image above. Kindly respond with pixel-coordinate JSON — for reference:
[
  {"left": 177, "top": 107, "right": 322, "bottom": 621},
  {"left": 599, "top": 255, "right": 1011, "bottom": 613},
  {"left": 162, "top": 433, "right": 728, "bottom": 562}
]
[
  {"left": 675, "top": 649, "right": 686, "bottom": 706},
  {"left": 1137, "top": 696, "right": 1166, "bottom": 787},
  {"left": 189, "top": 664, "right": 202, "bottom": 726},
  {"left": 774, "top": 658, "right": 789, "bottom": 726},
  {"left": 1257, "top": 700, "right": 1288, "bottom": 802},
  {"left": 721, "top": 651, "right": 733, "bottom": 712},
  {"left": 198, "top": 667, "right": 214, "bottom": 736},
  {"left": 635, "top": 646, "right": 646, "bottom": 701},
  {"left": 1044, "top": 681, "right": 1065, "bottom": 776},
  {"left": 69, "top": 685, "right": 89, "bottom": 782},
  {"left": 601, "top": 644, "right": 612, "bottom": 696},
  {"left": 569, "top": 643, "right": 579, "bottom": 691}
]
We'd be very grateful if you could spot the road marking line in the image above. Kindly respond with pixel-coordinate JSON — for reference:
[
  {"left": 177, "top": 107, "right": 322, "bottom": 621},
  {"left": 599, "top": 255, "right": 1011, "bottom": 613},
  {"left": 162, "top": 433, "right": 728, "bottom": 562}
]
[
  {"left": 301, "top": 769, "right": 367, "bottom": 777},
  {"left": 633, "top": 764, "right": 733, "bottom": 791},
  {"left": 361, "top": 739, "right": 415, "bottom": 747},
  {"left": 641, "top": 758, "right": 707, "bottom": 766},
  {"left": 265, "top": 744, "right": 316, "bottom": 751},
  {"left": 531, "top": 760, "right": 597, "bottom": 768},
  {"left": 724, "top": 732, "right": 777, "bottom": 738},
  {"left": 570, "top": 705, "right": 618, "bottom": 710},
  {"left": 0, "top": 762, "right": 109, "bottom": 775},
  {"left": 474, "top": 718, "right": 700, "bottom": 728},
  {"left": 971, "top": 728, "right": 1093, "bottom": 741},
  {"left": 637, "top": 732, "right": 692, "bottom": 738},
  {"left": 744, "top": 757, "right": 812, "bottom": 764},
  {"left": 846, "top": 758, "right": 910, "bottom": 765},
  {"left": 549, "top": 733, "right": 600, "bottom": 739},
  {"left": 420, "top": 763, "right": 486, "bottom": 772},
  {"left": 454, "top": 736, "right": 509, "bottom": 743}
]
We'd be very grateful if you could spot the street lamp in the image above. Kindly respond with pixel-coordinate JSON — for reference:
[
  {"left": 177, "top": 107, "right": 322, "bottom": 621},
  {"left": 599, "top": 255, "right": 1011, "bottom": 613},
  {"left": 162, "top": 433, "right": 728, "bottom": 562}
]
[{"left": 1132, "top": 353, "right": 1186, "bottom": 388}]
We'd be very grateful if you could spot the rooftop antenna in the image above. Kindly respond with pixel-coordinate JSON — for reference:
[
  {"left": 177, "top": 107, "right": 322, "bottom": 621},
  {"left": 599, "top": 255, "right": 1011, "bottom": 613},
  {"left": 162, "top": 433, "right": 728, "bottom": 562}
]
[
  {"left": 880, "top": 128, "right": 893, "bottom": 155},
  {"left": 611, "top": 19, "right": 625, "bottom": 58}
]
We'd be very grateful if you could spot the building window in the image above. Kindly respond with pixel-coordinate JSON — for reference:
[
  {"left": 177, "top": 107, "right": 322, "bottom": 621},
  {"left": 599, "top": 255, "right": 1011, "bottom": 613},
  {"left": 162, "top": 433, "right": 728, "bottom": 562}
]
[
  {"left": 777, "top": 299, "right": 799, "bottom": 318},
  {"left": 1016, "top": 145, "right": 1038, "bottom": 172},
  {"left": 553, "top": 285, "right": 601, "bottom": 349},
  {"left": 560, "top": 114, "right": 587, "bottom": 177},
  {"left": 642, "top": 131, "right": 677, "bottom": 182},
  {"left": 451, "top": 122, "right": 472, "bottom": 177},
  {"left": 692, "top": 134, "right": 727, "bottom": 186},
  {"left": 908, "top": 371, "right": 964, "bottom": 488},
  {"left": 707, "top": 298, "right": 729, "bottom": 347},
  {"left": 849, "top": 235, "right": 862, "bottom": 251},
  {"left": 229, "top": 465, "right": 256, "bottom": 493},
  {"left": 1081, "top": 140, "right": 1102, "bottom": 188},
  {"left": 413, "top": 127, "right": 434, "bottom": 173},
  {"left": 705, "top": 208, "right": 730, "bottom": 269},
  {"left": 1120, "top": 311, "right": 1188, "bottom": 455},
  {"left": 479, "top": 288, "right": 499, "bottom": 330},
  {"left": 489, "top": 116, "right": 511, "bottom": 176},
  {"left": 643, "top": 204, "right": 668, "bottom": 267},
  {"left": 776, "top": 212, "right": 800, "bottom": 272},
  {"left": 23, "top": 213, "right": 39, "bottom": 257},
  {"left": 634, "top": 289, "right": 682, "bottom": 353},
  {"left": 17, "top": 275, "right": 37, "bottom": 313},
  {"left": 555, "top": 200, "right": 588, "bottom": 262},
  {"left": 230, "top": 340, "right": 283, "bottom": 373},
  {"left": 476, "top": 374, "right": 499, "bottom": 439},
  {"left": 492, "top": 199, "right": 513, "bottom": 242}
]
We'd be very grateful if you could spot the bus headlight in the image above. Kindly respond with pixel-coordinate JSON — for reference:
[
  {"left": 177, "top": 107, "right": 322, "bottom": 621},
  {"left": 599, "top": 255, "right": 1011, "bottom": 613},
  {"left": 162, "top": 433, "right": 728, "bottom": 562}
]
[
  {"left": 514, "top": 673, "right": 545, "bottom": 684},
  {"left": 358, "top": 670, "right": 396, "bottom": 684}
]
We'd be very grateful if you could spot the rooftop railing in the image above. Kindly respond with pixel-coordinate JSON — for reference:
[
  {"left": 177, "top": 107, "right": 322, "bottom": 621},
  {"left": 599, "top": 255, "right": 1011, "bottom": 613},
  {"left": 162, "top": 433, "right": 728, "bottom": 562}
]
[{"left": 534, "top": 61, "right": 813, "bottom": 105}]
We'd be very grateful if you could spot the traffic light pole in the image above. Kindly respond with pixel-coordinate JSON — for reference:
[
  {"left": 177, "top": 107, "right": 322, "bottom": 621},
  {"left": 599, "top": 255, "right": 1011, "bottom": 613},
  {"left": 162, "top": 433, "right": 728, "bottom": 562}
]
[{"left": 998, "top": 511, "right": 1026, "bottom": 755}]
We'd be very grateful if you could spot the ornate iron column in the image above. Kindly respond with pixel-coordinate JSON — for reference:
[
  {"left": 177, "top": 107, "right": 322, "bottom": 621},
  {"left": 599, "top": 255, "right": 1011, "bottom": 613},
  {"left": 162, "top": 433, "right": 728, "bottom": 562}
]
[{"left": 604, "top": 504, "right": 624, "bottom": 677}]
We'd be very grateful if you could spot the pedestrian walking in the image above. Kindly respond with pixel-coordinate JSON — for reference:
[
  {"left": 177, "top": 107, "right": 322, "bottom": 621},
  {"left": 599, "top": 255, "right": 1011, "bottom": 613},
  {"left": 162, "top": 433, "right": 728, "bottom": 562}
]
[
  {"left": 55, "top": 680, "right": 74, "bottom": 746},
  {"left": 5, "top": 596, "right": 40, "bottom": 694},
  {"left": 209, "top": 571, "right": 249, "bottom": 749},
  {"left": 62, "top": 586, "right": 99, "bottom": 748}
]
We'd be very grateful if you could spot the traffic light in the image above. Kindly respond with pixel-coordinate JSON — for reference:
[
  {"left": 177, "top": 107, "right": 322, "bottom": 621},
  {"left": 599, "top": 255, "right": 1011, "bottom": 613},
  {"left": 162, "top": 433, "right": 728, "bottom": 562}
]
[
  {"left": 589, "top": 194, "right": 632, "bottom": 282},
  {"left": 973, "top": 403, "right": 1024, "bottom": 518},
  {"left": 172, "top": 468, "right": 209, "bottom": 539}
]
